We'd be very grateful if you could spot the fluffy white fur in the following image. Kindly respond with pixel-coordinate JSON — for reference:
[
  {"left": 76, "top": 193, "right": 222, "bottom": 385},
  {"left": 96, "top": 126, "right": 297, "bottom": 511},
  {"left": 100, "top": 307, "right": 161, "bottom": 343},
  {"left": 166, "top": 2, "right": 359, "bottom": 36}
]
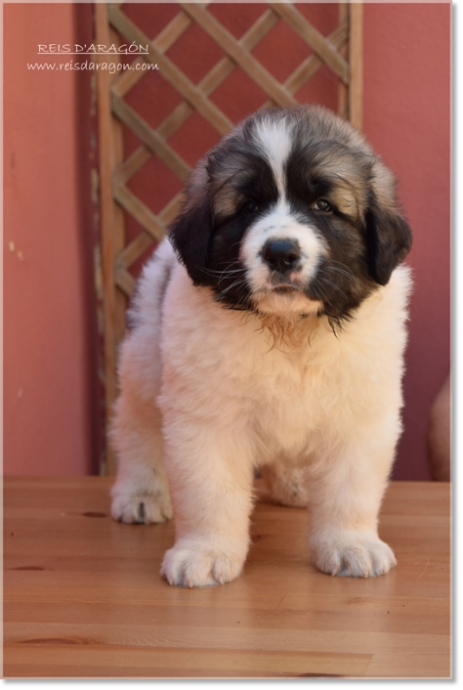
[{"left": 111, "top": 238, "right": 411, "bottom": 587}]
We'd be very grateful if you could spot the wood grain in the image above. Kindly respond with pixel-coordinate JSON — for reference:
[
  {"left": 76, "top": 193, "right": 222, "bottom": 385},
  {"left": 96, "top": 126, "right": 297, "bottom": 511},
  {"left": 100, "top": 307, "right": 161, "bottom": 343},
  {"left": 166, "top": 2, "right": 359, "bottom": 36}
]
[
  {"left": 348, "top": 2, "right": 364, "bottom": 130},
  {"left": 95, "top": 4, "right": 126, "bottom": 476},
  {"left": 338, "top": 3, "right": 349, "bottom": 119},
  {"left": 3, "top": 478, "right": 451, "bottom": 679}
]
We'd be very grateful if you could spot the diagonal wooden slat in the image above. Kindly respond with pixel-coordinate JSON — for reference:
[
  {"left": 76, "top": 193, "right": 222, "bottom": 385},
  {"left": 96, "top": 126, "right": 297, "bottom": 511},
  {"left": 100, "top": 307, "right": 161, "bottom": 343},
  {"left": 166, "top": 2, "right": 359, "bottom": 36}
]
[
  {"left": 269, "top": 2, "right": 349, "bottom": 85},
  {"left": 114, "top": 146, "right": 152, "bottom": 186},
  {"left": 108, "top": 4, "right": 234, "bottom": 135},
  {"left": 115, "top": 264, "right": 136, "bottom": 297},
  {"left": 117, "top": 192, "right": 183, "bottom": 271},
  {"left": 118, "top": 231, "right": 153, "bottom": 273},
  {"left": 263, "top": 18, "right": 349, "bottom": 107},
  {"left": 179, "top": 2, "right": 298, "bottom": 108},
  {"left": 111, "top": 93, "right": 191, "bottom": 181},
  {"left": 113, "top": 182, "right": 167, "bottom": 242}
]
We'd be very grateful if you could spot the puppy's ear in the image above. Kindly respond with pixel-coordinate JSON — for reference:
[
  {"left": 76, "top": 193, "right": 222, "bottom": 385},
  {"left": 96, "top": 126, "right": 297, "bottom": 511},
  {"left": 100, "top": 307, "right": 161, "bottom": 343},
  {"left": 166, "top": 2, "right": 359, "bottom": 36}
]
[
  {"left": 168, "top": 164, "right": 213, "bottom": 286},
  {"left": 365, "top": 171, "right": 412, "bottom": 286}
]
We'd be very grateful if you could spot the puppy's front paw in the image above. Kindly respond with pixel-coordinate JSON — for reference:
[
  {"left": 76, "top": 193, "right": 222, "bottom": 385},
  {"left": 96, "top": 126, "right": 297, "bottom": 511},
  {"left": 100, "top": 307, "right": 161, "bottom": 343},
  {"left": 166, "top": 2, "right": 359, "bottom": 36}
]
[
  {"left": 161, "top": 540, "right": 246, "bottom": 587},
  {"left": 310, "top": 530, "right": 397, "bottom": 578},
  {"left": 111, "top": 486, "right": 173, "bottom": 524}
]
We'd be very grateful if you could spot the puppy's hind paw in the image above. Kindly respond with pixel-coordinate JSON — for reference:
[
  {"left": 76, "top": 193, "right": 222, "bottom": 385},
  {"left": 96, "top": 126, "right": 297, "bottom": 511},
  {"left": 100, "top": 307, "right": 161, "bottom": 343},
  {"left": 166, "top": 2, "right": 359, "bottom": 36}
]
[{"left": 111, "top": 491, "right": 173, "bottom": 524}]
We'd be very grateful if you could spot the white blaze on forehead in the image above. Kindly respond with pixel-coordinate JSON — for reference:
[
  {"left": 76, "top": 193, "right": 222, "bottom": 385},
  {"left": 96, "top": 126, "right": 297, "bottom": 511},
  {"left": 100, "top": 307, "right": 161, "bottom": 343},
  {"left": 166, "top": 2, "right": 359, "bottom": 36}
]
[{"left": 253, "top": 119, "right": 292, "bottom": 193}]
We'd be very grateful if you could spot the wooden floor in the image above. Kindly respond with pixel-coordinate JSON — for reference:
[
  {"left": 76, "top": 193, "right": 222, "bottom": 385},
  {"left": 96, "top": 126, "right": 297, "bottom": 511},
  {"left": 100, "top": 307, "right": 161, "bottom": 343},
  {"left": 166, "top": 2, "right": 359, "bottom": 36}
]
[{"left": 3, "top": 476, "right": 451, "bottom": 679}]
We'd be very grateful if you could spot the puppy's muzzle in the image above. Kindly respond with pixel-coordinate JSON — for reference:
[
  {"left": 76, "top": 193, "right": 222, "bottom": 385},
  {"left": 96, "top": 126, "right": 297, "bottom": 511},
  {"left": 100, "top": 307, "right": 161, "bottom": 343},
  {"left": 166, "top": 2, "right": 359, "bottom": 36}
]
[{"left": 261, "top": 238, "right": 302, "bottom": 274}]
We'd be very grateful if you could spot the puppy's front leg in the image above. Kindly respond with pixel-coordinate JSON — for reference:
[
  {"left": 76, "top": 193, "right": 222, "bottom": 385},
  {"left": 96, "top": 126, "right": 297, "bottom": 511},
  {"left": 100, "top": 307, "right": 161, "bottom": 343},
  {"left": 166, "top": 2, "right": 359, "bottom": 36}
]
[
  {"left": 309, "top": 431, "right": 398, "bottom": 578},
  {"left": 160, "top": 427, "right": 255, "bottom": 588}
]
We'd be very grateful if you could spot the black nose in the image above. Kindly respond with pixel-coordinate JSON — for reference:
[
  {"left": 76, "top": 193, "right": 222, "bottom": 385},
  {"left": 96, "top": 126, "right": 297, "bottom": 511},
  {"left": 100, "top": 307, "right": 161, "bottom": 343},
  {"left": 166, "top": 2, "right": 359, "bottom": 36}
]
[{"left": 262, "top": 239, "right": 301, "bottom": 273}]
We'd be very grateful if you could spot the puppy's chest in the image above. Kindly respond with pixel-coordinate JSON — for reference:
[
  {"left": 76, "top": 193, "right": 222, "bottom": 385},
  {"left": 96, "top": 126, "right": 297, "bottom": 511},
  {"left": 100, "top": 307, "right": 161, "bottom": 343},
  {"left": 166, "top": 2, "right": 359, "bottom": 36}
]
[
  {"left": 245, "top": 347, "right": 339, "bottom": 430},
  {"left": 237, "top": 357, "right": 343, "bottom": 462}
]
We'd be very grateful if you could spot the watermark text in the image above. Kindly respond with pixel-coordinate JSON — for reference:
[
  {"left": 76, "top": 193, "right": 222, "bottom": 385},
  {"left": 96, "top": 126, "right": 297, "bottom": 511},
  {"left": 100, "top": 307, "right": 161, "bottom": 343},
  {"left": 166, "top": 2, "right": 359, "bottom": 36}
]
[
  {"left": 27, "top": 60, "right": 159, "bottom": 74},
  {"left": 37, "top": 43, "right": 150, "bottom": 55}
]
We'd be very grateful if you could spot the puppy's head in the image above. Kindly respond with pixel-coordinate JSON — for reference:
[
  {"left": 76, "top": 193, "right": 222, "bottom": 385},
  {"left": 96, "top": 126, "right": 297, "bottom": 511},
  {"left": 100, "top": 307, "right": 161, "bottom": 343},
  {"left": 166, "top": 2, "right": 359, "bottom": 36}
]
[{"left": 169, "top": 105, "right": 412, "bottom": 325}]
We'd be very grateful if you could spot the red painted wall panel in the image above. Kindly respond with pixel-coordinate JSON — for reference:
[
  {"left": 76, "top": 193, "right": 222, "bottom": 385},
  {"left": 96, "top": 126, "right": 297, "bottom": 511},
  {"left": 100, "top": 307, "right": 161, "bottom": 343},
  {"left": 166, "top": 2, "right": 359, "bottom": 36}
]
[
  {"left": 363, "top": 2, "right": 451, "bottom": 479},
  {"left": 3, "top": 3, "right": 101, "bottom": 475}
]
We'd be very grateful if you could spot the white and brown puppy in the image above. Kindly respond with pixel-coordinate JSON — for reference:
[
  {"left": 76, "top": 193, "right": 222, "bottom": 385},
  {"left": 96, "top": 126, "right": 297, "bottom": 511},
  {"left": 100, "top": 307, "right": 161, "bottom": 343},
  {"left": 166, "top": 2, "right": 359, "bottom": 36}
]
[{"left": 110, "top": 105, "right": 412, "bottom": 587}]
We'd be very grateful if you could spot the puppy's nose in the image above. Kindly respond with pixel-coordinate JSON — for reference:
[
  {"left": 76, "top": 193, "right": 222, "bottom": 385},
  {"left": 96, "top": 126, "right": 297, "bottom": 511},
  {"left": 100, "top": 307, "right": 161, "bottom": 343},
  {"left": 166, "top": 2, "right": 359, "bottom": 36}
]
[{"left": 262, "top": 239, "right": 301, "bottom": 273}]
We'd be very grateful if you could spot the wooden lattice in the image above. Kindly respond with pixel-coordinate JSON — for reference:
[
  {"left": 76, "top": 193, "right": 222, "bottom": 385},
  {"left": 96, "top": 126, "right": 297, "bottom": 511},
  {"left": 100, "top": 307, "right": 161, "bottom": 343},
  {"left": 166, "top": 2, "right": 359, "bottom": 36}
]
[{"left": 95, "top": 1, "right": 363, "bottom": 475}]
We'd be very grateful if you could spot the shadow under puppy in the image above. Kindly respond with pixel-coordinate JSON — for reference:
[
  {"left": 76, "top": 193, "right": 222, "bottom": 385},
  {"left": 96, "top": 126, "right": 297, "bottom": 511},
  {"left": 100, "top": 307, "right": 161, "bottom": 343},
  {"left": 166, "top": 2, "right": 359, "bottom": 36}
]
[{"left": 110, "top": 105, "right": 412, "bottom": 587}]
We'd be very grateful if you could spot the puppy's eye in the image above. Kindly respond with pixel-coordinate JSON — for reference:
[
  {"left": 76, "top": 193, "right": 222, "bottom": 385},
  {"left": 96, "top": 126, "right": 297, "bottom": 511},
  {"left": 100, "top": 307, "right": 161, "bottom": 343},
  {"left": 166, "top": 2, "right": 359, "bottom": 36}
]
[
  {"left": 242, "top": 200, "right": 259, "bottom": 214},
  {"left": 313, "top": 199, "right": 332, "bottom": 212}
]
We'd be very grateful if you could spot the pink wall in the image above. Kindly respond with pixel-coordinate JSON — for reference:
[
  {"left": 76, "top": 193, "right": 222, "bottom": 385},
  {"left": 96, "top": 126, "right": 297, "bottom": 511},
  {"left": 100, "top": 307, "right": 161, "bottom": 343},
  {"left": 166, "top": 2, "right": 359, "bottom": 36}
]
[
  {"left": 3, "top": 3, "right": 101, "bottom": 475},
  {"left": 3, "top": 3, "right": 450, "bottom": 479}
]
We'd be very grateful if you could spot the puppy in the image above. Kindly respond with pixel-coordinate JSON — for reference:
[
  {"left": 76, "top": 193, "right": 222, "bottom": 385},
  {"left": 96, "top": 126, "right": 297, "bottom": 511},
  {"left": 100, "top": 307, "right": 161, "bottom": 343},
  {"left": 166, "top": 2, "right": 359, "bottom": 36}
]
[{"left": 110, "top": 105, "right": 412, "bottom": 587}]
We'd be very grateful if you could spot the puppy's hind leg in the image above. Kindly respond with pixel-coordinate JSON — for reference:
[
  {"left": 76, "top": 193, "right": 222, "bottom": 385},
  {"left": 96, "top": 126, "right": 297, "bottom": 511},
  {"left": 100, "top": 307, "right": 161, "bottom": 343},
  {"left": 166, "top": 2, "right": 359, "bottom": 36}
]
[
  {"left": 110, "top": 389, "right": 173, "bottom": 525},
  {"left": 110, "top": 241, "right": 176, "bottom": 524}
]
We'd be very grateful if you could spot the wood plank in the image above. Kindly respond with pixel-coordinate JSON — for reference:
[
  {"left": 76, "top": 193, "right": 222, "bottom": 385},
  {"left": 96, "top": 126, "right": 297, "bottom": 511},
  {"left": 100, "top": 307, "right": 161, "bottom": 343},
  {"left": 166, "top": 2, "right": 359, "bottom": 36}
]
[
  {"left": 349, "top": 2, "right": 364, "bottom": 130},
  {"left": 338, "top": 3, "right": 349, "bottom": 119},
  {"left": 95, "top": 4, "right": 126, "bottom": 477},
  {"left": 3, "top": 644, "right": 371, "bottom": 678},
  {"left": 108, "top": 24, "right": 129, "bottom": 353},
  {"left": 3, "top": 587, "right": 450, "bottom": 635},
  {"left": 3, "top": 478, "right": 451, "bottom": 679}
]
